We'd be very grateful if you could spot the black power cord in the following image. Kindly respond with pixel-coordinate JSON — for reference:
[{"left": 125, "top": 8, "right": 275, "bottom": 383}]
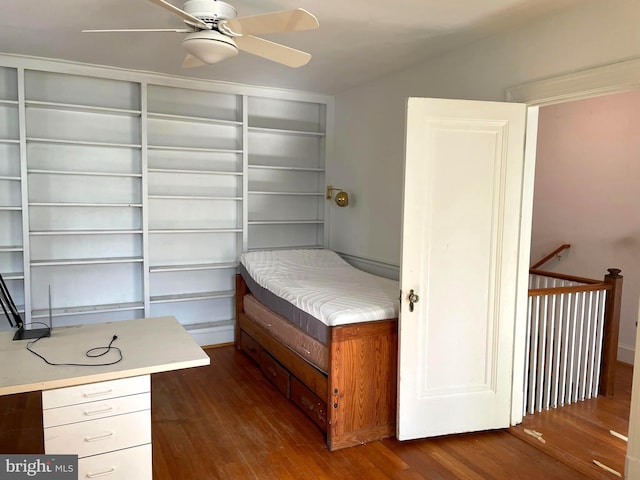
[{"left": 26, "top": 324, "right": 123, "bottom": 367}]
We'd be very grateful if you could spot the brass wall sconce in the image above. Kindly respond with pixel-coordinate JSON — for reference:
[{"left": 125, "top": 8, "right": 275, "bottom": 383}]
[{"left": 326, "top": 186, "right": 349, "bottom": 207}]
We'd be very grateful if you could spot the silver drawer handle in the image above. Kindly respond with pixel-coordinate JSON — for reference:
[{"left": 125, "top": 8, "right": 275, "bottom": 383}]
[
  {"left": 83, "top": 389, "right": 113, "bottom": 399},
  {"left": 84, "top": 431, "right": 115, "bottom": 442},
  {"left": 86, "top": 467, "right": 116, "bottom": 478},
  {"left": 83, "top": 406, "right": 114, "bottom": 417}
]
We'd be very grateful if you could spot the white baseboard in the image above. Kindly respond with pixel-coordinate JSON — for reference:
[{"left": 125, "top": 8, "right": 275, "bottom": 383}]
[
  {"left": 186, "top": 322, "right": 235, "bottom": 347},
  {"left": 619, "top": 344, "right": 635, "bottom": 365},
  {"left": 626, "top": 455, "right": 640, "bottom": 479}
]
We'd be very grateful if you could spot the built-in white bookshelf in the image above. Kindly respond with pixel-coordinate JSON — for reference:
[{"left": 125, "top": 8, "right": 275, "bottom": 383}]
[
  {"left": 24, "top": 70, "right": 144, "bottom": 327},
  {"left": 0, "top": 57, "right": 331, "bottom": 344},
  {"left": 146, "top": 84, "right": 243, "bottom": 339},
  {"left": 0, "top": 66, "right": 23, "bottom": 332},
  {"left": 247, "top": 96, "right": 326, "bottom": 251}
]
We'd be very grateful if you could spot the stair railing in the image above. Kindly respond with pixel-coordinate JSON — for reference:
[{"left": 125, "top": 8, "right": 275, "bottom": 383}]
[{"left": 524, "top": 245, "right": 622, "bottom": 415}]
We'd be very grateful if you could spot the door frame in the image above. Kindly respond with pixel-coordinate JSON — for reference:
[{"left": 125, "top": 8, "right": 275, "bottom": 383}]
[{"left": 506, "top": 57, "right": 640, "bottom": 474}]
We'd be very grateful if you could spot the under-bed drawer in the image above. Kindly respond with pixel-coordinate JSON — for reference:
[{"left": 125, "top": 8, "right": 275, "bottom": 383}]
[
  {"left": 290, "top": 376, "right": 327, "bottom": 431},
  {"left": 240, "top": 330, "right": 262, "bottom": 364},
  {"left": 259, "top": 349, "right": 290, "bottom": 398}
]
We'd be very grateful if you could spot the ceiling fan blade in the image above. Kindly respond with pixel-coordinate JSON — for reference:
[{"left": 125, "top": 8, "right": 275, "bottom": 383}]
[
  {"left": 235, "top": 36, "right": 311, "bottom": 68},
  {"left": 219, "top": 8, "right": 318, "bottom": 36},
  {"left": 147, "top": 0, "right": 210, "bottom": 30},
  {"left": 182, "top": 53, "right": 206, "bottom": 68},
  {"left": 83, "top": 28, "right": 193, "bottom": 33}
]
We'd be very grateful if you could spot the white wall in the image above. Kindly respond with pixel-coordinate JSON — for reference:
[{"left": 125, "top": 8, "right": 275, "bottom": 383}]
[
  {"left": 328, "top": 0, "right": 640, "bottom": 268},
  {"left": 531, "top": 90, "right": 640, "bottom": 363}
]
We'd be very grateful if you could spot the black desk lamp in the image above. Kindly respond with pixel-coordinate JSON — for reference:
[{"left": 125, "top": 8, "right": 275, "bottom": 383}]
[{"left": 0, "top": 273, "right": 50, "bottom": 340}]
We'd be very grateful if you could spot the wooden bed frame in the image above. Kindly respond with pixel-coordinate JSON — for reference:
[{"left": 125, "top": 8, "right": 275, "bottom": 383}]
[{"left": 235, "top": 274, "right": 398, "bottom": 451}]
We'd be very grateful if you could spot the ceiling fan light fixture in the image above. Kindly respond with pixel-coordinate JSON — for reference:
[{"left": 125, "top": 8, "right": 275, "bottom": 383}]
[{"left": 182, "top": 30, "right": 238, "bottom": 64}]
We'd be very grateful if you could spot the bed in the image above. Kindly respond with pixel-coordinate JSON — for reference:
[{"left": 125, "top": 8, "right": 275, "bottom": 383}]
[{"left": 235, "top": 249, "right": 399, "bottom": 451}]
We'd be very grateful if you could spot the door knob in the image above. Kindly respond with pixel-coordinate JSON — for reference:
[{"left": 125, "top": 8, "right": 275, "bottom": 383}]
[{"left": 408, "top": 289, "right": 419, "bottom": 312}]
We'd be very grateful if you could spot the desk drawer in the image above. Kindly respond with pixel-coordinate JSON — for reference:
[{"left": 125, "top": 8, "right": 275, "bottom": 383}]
[
  {"left": 78, "top": 444, "right": 152, "bottom": 480},
  {"left": 44, "top": 410, "right": 150, "bottom": 458},
  {"left": 43, "top": 376, "right": 150, "bottom": 409},
  {"left": 43, "top": 392, "right": 150, "bottom": 428}
]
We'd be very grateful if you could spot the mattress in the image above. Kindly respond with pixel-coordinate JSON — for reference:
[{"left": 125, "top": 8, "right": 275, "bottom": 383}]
[
  {"left": 239, "top": 261, "right": 329, "bottom": 344},
  {"left": 243, "top": 294, "right": 328, "bottom": 373},
  {"left": 239, "top": 249, "right": 399, "bottom": 331}
]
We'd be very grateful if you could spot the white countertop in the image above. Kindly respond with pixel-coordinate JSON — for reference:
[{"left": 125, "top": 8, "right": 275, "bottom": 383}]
[{"left": 0, "top": 316, "right": 210, "bottom": 396}]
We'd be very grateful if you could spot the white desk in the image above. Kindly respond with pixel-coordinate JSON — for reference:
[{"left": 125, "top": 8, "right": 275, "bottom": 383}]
[{"left": 0, "top": 316, "right": 210, "bottom": 479}]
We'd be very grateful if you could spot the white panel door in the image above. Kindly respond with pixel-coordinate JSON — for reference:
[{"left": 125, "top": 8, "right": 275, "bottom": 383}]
[{"left": 398, "top": 97, "right": 529, "bottom": 440}]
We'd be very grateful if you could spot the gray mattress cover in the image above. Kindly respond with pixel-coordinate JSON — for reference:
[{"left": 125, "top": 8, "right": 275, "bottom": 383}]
[{"left": 239, "top": 262, "right": 329, "bottom": 345}]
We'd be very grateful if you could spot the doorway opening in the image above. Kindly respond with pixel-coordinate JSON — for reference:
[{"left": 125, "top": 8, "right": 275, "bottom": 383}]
[{"left": 512, "top": 82, "right": 640, "bottom": 478}]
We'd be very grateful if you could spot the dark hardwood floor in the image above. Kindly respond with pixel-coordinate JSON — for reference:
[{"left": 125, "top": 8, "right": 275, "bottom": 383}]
[{"left": 0, "top": 346, "right": 632, "bottom": 479}]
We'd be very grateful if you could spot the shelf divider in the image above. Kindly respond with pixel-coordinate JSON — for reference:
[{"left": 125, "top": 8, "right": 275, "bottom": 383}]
[
  {"left": 26, "top": 100, "right": 141, "bottom": 116},
  {"left": 150, "top": 290, "right": 235, "bottom": 304},
  {"left": 31, "top": 301, "right": 145, "bottom": 319},
  {"left": 150, "top": 262, "right": 237, "bottom": 273},
  {"left": 30, "top": 257, "right": 144, "bottom": 267}
]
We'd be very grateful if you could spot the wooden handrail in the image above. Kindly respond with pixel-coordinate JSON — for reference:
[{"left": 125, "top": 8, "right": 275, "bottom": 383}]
[
  {"left": 530, "top": 243, "right": 571, "bottom": 269},
  {"left": 529, "top": 269, "right": 603, "bottom": 285},
  {"left": 528, "top": 282, "right": 611, "bottom": 297}
]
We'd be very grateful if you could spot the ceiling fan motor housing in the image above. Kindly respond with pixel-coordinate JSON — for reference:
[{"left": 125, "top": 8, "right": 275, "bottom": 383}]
[{"left": 183, "top": 0, "right": 238, "bottom": 24}]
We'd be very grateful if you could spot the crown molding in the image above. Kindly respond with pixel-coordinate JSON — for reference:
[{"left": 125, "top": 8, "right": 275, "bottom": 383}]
[{"left": 506, "top": 56, "right": 640, "bottom": 106}]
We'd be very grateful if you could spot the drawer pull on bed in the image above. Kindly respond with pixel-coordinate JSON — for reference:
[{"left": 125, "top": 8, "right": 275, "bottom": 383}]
[
  {"left": 301, "top": 396, "right": 315, "bottom": 411},
  {"left": 83, "top": 389, "right": 113, "bottom": 399},
  {"left": 86, "top": 467, "right": 117, "bottom": 478},
  {"left": 83, "top": 406, "right": 114, "bottom": 417},
  {"left": 84, "top": 431, "right": 115, "bottom": 442}
]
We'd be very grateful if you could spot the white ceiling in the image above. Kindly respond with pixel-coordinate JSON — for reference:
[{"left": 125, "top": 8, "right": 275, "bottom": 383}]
[{"left": 0, "top": 0, "right": 584, "bottom": 95}]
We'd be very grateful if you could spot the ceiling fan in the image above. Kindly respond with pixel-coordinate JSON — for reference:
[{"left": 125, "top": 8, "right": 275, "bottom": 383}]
[{"left": 83, "top": 0, "right": 319, "bottom": 68}]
